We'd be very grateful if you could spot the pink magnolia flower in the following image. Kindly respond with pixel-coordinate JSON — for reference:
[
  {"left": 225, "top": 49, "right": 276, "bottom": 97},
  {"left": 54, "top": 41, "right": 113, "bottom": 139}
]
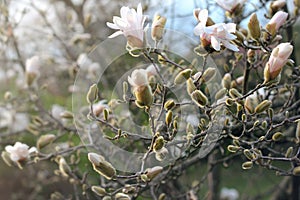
[
  {"left": 106, "top": 3, "right": 146, "bottom": 48},
  {"left": 266, "top": 42, "right": 293, "bottom": 80},
  {"left": 5, "top": 142, "right": 37, "bottom": 162},
  {"left": 215, "top": 0, "right": 246, "bottom": 12},
  {"left": 194, "top": 9, "right": 239, "bottom": 52},
  {"left": 268, "top": 11, "right": 288, "bottom": 31}
]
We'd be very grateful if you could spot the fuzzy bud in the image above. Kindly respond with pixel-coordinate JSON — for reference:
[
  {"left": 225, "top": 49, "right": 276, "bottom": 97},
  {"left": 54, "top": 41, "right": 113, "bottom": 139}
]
[
  {"left": 59, "top": 157, "right": 72, "bottom": 177},
  {"left": 248, "top": 13, "right": 261, "bottom": 40},
  {"left": 227, "top": 145, "right": 240, "bottom": 153},
  {"left": 155, "top": 147, "right": 168, "bottom": 161},
  {"left": 285, "top": 147, "right": 293, "bottom": 158},
  {"left": 165, "top": 110, "right": 173, "bottom": 127},
  {"left": 229, "top": 88, "right": 243, "bottom": 99},
  {"left": 174, "top": 69, "right": 192, "bottom": 85},
  {"left": 37, "top": 134, "right": 56, "bottom": 149},
  {"left": 91, "top": 186, "right": 107, "bottom": 197},
  {"left": 186, "top": 78, "right": 197, "bottom": 95},
  {"left": 201, "top": 68, "right": 216, "bottom": 83},
  {"left": 215, "top": 88, "right": 228, "bottom": 100},
  {"left": 153, "top": 136, "right": 165, "bottom": 152},
  {"left": 272, "top": 132, "right": 284, "bottom": 141},
  {"left": 146, "top": 166, "right": 163, "bottom": 180},
  {"left": 151, "top": 15, "right": 167, "bottom": 41},
  {"left": 254, "top": 100, "right": 272, "bottom": 114},
  {"left": 87, "top": 84, "right": 99, "bottom": 104},
  {"left": 164, "top": 99, "right": 176, "bottom": 111},
  {"left": 88, "top": 153, "right": 116, "bottom": 180},
  {"left": 115, "top": 193, "right": 131, "bottom": 200},
  {"left": 242, "top": 161, "right": 253, "bottom": 170},
  {"left": 191, "top": 90, "right": 208, "bottom": 108},
  {"left": 222, "top": 73, "right": 232, "bottom": 89}
]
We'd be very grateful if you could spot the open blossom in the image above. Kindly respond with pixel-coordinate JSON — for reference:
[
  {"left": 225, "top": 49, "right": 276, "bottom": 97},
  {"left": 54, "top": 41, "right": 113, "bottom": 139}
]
[
  {"left": 267, "top": 11, "right": 288, "bottom": 31},
  {"left": 106, "top": 3, "right": 146, "bottom": 48},
  {"left": 265, "top": 43, "right": 293, "bottom": 81},
  {"left": 215, "top": 0, "right": 246, "bottom": 12},
  {"left": 128, "top": 69, "right": 149, "bottom": 90},
  {"left": 5, "top": 142, "right": 37, "bottom": 162},
  {"left": 194, "top": 9, "right": 239, "bottom": 52}
]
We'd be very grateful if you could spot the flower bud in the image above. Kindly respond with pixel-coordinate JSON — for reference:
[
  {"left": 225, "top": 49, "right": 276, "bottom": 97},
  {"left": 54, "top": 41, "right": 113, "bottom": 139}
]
[
  {"left": 151, "top": 15, "right": 167, "bottom": 41},
  {"left": 146, "top": 166, "right": 163, "bottom": 180},
  {"left": 222, "top": 73, "right": 232, "bottom": 89},
  {"left": 247, "top": 49, "right": 257, "bottom": 64},
  {"left": 88, "top": 153, "right": 116, "bottom": 180},
  {"left": 191, "top": 90, "right": 208, "bottom": 108},
  {"left": 37, "top": 134, "right": 56, "bottom": 149},
  {"left": 242, "top": 161, "right": 253, "bottom": 170},
  {"left": 87, "top": 84, "right": 99, "bottom": 104},
  {"left": 270, "top": 0, "right": 286, "bottom": 14},
  {"left": 153, "top": 136, "right": 165, "bottom": 152},
  {"left": 115, "top": 193, "right": 131, "bottom": 200},
  {"left": 296, "top": 121, "right": 300, "bottom": 142},
  {"left": 227, "top": 145, "right": 240, "bottom": 153},
  {"left": 91, "top": 186, "right": 107, "bottom": 197},
  {"left": 267, "top": 11, "right": 288, "bottom": 36},
  {"left": 285, "top": 147, "right": 293, "bottom": 158},
  {"left": 201, "top": 68, "right": 216, "bottom": 83},
  {"left": 174, "top": 69, "right": 192, "bottom": 85},
  {"left": 229, "top": 88, "right": 243, "bottom": 99},
  {"left": 134, "top": 85, "right": 153, "bottom": 108},
  {"left": 272, "top": 132, "right": 284, "bottom": 141},
  {"left": 248, "top": 13, "right": 261, "bottom": 40},
  {"left": 243, "top": 149, "right": 255, "bottom": 160},
  {"left": 103, "top": 196, "right": 112, "bottom": 200},
  {"left": 60, "top": 111, "right": 74, "bottom": 119},
  {"left": 186, "top": 78, "right": 197, "bottom": 95},
  {"left": 155, "top": 147, "right": 168, "bottom": 161},
  {"left": 59, "top": 157, "right": 72, "bottom": 177},
  {"left": 254, "top": 100, "right": 272, "bottom": 114},
  {"left": 165, "top": 110, "right": 173, "bottom": 127},
  {"left": 158, "top": 193, "right": 166, "bottom": 200},
  {"left": 164, "top": 99, "right": 175, "bottom": 110},
  {"left": 264, "top": 43, "right": 293, "bottom": 82},
  {"left": 215, "top": 88, "right": 227, "bottom": 100}
]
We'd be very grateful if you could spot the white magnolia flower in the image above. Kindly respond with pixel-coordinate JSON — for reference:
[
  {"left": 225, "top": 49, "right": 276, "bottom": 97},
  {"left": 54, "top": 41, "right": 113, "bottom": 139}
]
[
  {"left": 194, "top": 9, "right": 239, "bottom": 52},
  {"left": 26, "top": 56, "right": 40, "bottom": 75},
  {"left": 128, "top": 69, "right": 149, "bottom": 89},
  {"left": 0, "top": 107, "right": 29, "bottom": 132},
  {"left": 106, "top": 3, "right": 147, "bottom": 48},
  {"left": 215, "top": 0, "right": 246, "bottom": 12},
  {"left": 220, "top": 187, "right": 239, "bottom": 200},
  {"left": 5, "top": 142, "right": 37, "bottom": 162}
]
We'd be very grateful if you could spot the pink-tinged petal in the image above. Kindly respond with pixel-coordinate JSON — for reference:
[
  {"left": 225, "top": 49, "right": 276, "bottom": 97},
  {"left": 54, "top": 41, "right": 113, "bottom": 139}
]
[
  {"left": 106, "top": 22, "right": 119, "bottom": 29},
  {"left": 120, "top": 6, "right": 130, "bottom": 19},
  {"left": 10, "top": 154, "right": 20, "bottom": 162},
  {"left": 269, "top": 11, "right": 288, "bottom": 30},
  {"left": 108, "top": 31, "right": 124, "bottom": 38},
  {"left": 137, "top": 3, "right": 142, "bottom": 18},
  {"left": 211, "top": 36, "right": 221, "bottom": 51}
]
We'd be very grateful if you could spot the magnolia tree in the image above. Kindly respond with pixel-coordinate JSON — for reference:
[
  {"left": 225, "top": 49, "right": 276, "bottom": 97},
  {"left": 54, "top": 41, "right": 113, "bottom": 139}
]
[{"left": 1, "top": 0, "right": 300, "bottom": 199}]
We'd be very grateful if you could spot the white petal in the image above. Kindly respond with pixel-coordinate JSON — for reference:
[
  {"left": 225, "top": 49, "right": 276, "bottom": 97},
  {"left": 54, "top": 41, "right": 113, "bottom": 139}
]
[
  {"left": 106, "top": 22, "right": 119, "bottom": 30},
  {"left": 224, "top": 23, "right": 236, "bottom": 33},
  {"left": 198, "top": 9, "right": 208, "bottom": 24},
  {"left": 223, "top": 40, "right": 239, "bottom": 52},
  {"left": 113, "top": 16, "right": 128, "bottom": 28},
  {"left": 108, "top": 31, "right": 124, "bottom": 38},
  {"left": 211, "top": 36, "right": 221, "bottom": 51},
  {"left": 5, "top": 145, "right": 13, "bottom": 153}
]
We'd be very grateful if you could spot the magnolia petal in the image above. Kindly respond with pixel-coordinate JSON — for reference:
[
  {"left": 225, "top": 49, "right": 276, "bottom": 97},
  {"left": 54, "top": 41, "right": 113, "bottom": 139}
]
[
  {"left": 211, "top": 36, "right": 221, "bottom": 51},
  {"left": 198, "top": 9, "right": 208, "bottom": 24},
  {"left": 222, "top": 40, "right": 239, "bottom": 52},
  {"left": 106, "top": 22, "right": 119, "bottom": 30},
  {"left": 108, "top": 31, "right": 124, "bottom": 38}
]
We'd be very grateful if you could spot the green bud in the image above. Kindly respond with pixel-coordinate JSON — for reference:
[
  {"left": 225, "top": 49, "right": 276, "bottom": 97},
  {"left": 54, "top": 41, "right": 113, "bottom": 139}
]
[
  {"left": 91, "top": 186, "right": 107, "bottom": 197},
  {"left": 241, "top": 114, "right": 246, "bottom": 122},
  {"left": 255, "top": 100, "right": 272, "bottom": 114},
  {"left": 222, "top": 73, "right": 231, "bottom": 89},
  {"left": 153, "top": 136, "right": 165, "bottom": 152},
  {"left": 268, "top": 108, "right": 274, "bottom": 119},
  {"left": 201, "top": 68, "right": 216, "bottom": 83},
  {"left": 87, "top": 84, "right": 99, "bottom": 104},
  {"left": 134, "top": 85, "right": 153, "bottom": 108},
  {"left": 227, "top": 145, "right": 240, "bottom": 153},
  {"left": 242, "top": 161, "right": 253, "bottom": 170},
  {"left": 186, "top": 78, "right": 197, "bottom": 95},
  {"left": 272, "top": 132, "right": 284, "bottom": 141},
  {"left": 174, "top": 69, "right": 192, "bottom": 85},
  {"left": 158, "top": 193, "right": 166, "bottom": 200},
  {"left": 225, "top": 98, "right": 234, "bottom": 106},
  {"left": 88, "top": 153, "right": 116, "bottom": 180},
  {"left": 59, "top": 157, "right": 72, "bottom": 177},
  {"left": 60, "top": 111, "right": 74, "bottom": 119},
  {"left": 115, "top": 193, "right": 131, "bottom": 200},
  {"left": 253, "top": 120, "right": 260, "bottom": 127},
  {"left": 102, "top": 196, "right": 112, "bottom": 200},
  {"left": 103, "top": 108, "right": 109, "bottom": 121},
  {"left": 243, "top": 149, "right": 254, "bottom": 160},
  {"left": 285, "top": 147, "right": 293, "bottom": 158},
  {"left": 191, "top": 90, "right": 208, "bottom": 107},
  {"left": 164, "top": 107, "right": 173, "bottom": 123},
  {"left": 293, "top": 166, "right": 300, "bottom": 176},
  {"left": 248, "top": 13, "right": 261, "bottom": 40},
  {"left": 215, "top": 88, "right": 227, "bottom": 100},
  {"left": 229, "top": 88, "right": 243, "bottom": 99},
  {"left": 233, "top": 139, "right": 240, "bottom": 146},
  {"left": 261, "top": 120, "right": 268, "bottom": 129},
  {"left": 37, "top": 134, "right": 56, "bottom": 149},
  {"left": 164, "top": 99, "right": 175, "bottom": 110}
]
